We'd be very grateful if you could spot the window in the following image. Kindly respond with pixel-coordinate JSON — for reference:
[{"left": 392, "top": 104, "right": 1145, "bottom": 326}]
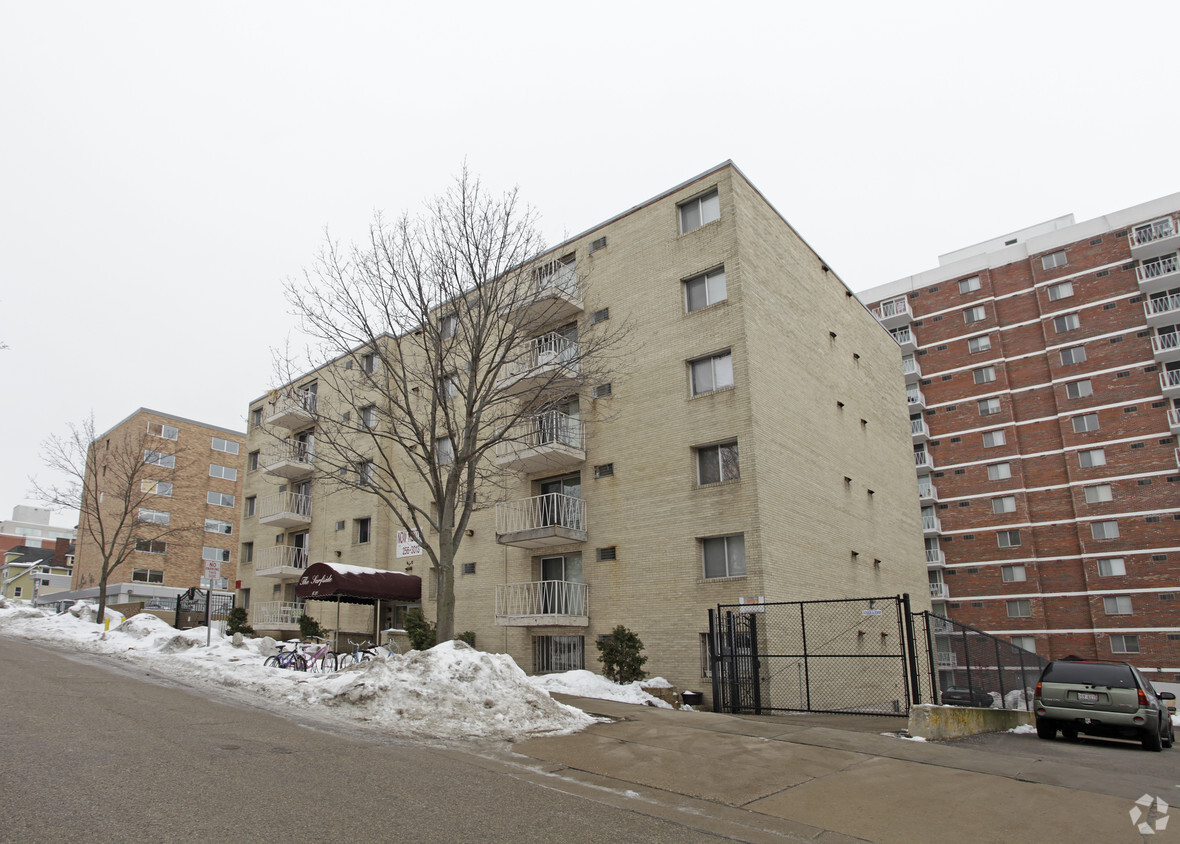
[
  {"left": 1001, "top": 564, "right": 1027, "bottom": 583},
  {"left": 1066, "top": 380, "right": 1092, "bottom": 399},
  {"left": 1047, "top": 281, "right": 1074, "bottom": 301},
  {"left": 361, "top": 405, "right": 377, "bottom": 428},
  {"left": 147, "top": 422, "right": 179, "bottom": 440},
  {"left": 997, "top": 530, "right": 1021, "bottom": 548},
  {"left": 679, "top": 189, "right": 720, "bottom": 234},
  {"left": 212, "top": 437, "right": 239, "bottom": 455},
  {"left": 992, "top": 495, "right": 1016, "bottom": 514},
  {"left": 593, "top": 463, "right": 614, "bottom": 479},
  {"left": 437, "top": 374, "right": 459, "bottom": 400},
  {"left": 1006, "top": 599, "right": 1031, "bottom": 618},
  {"left": 1041, "top": 250, "right": 1067, "bottom": 270},
  {"left": 690, "top": 351, "right": 734, "bottom": 395},
  {"left": 696, "top": 441, "right": 740, "bottom": 485},
  {"left": 1098, "top": 558, "right": 1126, "bottom": 577},
  {"left": 533, "top": 635, "right": 585, "bottom": 673},
  {"left": 250, "top": 407, "right": 263, "bottom": 427},
  {"left": 1053, "top": 313, "right": 1080, "bottom": 333},
  {"left": 362, "top": 352, "right": 377, "bottom": 373},
  {"left": 1110, "top": 634, "right": 1139, "bottom": 654},
  {"left": 973, "top": 366, "right": 996, "bottom": 384},
  {"left": 143, "top": 450, "right": 176, "bottom": 468},
  {"left": 137, "top": 508, "right": 170, "bottom": 525},
  {"left": 1060, "top": 346, "right": 1086, "bottom": 365},
  {"left": 968, "top": 335, "right": 991, "bottom": 354},
  {"left": 1102, "top": 595, "right": 1133, "bottom": 615},
  {"left": 1084, "top": 484, "right": 1113, "bottom": 504},
  {"left": 245, "top": 496, "right": 256, "bottom": 517},
  {"left": 207, "top": 491, "right": 235, "bottom": 508},
  {"left": 684, "top": 267, "right": 727, "bottom": 312},
  {"left": 202, "top": 546, "right": 231, "bottom": 563},
  {"left": 1078, "top": 448, "right": 1106, "bottom": 468},
  {"left": 248, "top": 450, "right": 260, "bottom": 470},
  {"left": 958, "top": 276, "right": 981, "bottom": 294},
  {"left": 964, "top": 306, "right": 986, "bottom": 323},
  {"left": 440, "top": 314, "right": 457, "bottom": 339},
  {"left": 132, "top": 568, "right": 164, "bottom": 584},
  {"left": 1091, "top": 520, "right": 1119, "bottom": 539},
  {"left": 358, "top": 460, "right": 374, "bottom": 485},
  {"left": 209, "top": 463, "right": 238, "bottom": 481},
  {"left": 355, "top": 517, "right": 372, "bottom": 544},
  {"left": 978, "top": 398, "right": 1001, "bottom": 416},
  {"left": 135, "top": 539, "right": 167, "bottom": 554},
  {"left": 140, "top": 480, "right": 173, "bottom": 497},
  {"left": 435, "top": 436, "right": 454, "bottom": 465},
  {"left": 1010, "top": 636, "right": 1036, "bottom": 653},
  {"left": 205, "top": 518, "right": 233, "bottom": 535},
  {"left": 1072, "top": 413, "right": 1099, "bottom": 433},
  {"left": 988, "top": 462, "right": 1012, "bottom": 481},
  {"left": 982, "top": 430, "right": 1006, "bottom": 448},
  {"left": 702, "top": 534, "right": 745, "bottom": 579},
  {"left": 242, "top": 542, "right": 253, "bottom": 564}
]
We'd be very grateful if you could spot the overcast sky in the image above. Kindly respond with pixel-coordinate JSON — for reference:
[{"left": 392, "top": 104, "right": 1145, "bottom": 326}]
[{"left": 4, "top": 1, "right": 1178, "bottom": 524}]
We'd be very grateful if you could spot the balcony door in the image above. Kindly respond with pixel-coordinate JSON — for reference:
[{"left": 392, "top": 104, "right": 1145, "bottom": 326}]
[
  {"left": 539, "top": 474, "right": 581, "bottom": 529},
  {"left": 291, "top": 531, "right": 309, "bottom": 569},
  {"left": 295, "top": 429, "right": 314, "bottom": 460},
  {"left": 540, "top": 552, "right": 582, "bottom": 614},
  {"left": 539, "top": 397, "right": 579, "bottom": 447}
]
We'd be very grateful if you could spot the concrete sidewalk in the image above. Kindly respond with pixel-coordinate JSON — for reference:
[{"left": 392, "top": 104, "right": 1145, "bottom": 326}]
[{"left": 505, "top": 696, "right": 1157, "bottom": 843}]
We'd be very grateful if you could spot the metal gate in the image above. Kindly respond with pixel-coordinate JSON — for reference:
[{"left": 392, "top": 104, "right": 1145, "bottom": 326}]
[
  {"left": 710, "top": 595, "right": 919, "bottom": 716},
  {"left": 174, "top": 588, "right": 235, "bottom": 631}
]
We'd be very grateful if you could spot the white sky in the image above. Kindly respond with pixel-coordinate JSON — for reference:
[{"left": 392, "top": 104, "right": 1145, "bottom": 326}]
[{"left": 4, "top": 1, "right": 1179, "bottom": 518}]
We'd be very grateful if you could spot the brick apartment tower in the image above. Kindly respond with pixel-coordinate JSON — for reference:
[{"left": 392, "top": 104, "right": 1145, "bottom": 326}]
[
  {"left": 861, "top": 195, "right": 1180, "bottom": 678},
  {"left": 73, "top": 409, "right": 246, "bottom": 595}
]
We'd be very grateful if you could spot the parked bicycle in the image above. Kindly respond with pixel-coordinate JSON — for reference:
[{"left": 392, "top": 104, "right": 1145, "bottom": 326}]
[
  {"left": 300, "top": 636, "right": 338, "bottom": 673},
  {"left": 378, "top": 628, "right": 403, "bottom": 657},
  {"left": 263, "top": 640, "right": 308, "bottom": 672},
  {"left": 337, "top": 638, "right": 377, "bottom": 669}
]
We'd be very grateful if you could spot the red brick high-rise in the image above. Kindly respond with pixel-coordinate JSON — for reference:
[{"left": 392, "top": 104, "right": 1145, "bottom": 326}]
[{"left": 861, "top": 194, "right": 1180, "bottom": 681}]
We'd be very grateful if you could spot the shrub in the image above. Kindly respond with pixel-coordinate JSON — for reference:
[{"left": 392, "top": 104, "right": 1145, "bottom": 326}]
[
  {"left": 226, "top": 607, "right": 255, "bottom": 637},
  {"left": 597, "top": 625, "right": 648, "bottom": 684},
  {"left": 405, "top": 609, "right": 437, "bottom": 650},
  {"left": 456, "top": 631, "right": 476, "bottom": 648},
  {"left": 298, "top": 614, "right": 324, "bottom": 641}
]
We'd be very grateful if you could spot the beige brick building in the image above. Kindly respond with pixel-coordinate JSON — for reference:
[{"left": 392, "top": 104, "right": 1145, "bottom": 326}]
[
  {"left": 237, "top": 163, "right": 929, "bottom": 693},
  {"left": 72, "top": 409, "right": 245, "bottom": 605}
]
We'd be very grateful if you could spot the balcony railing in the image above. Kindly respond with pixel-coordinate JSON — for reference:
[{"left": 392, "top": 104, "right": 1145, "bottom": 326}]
[
  {"left": 1152, "top": 331, "right": 1180, "bottom": 359},
  {"left": 255, "top": 545, "right": 309, "bottom": 577},
  {"left": 911, "top": 417, "right": 930, "bottom": 440},
  {"left": 926, "top": 548, "right": 946, "bottom": 567},
  {"left": 258, "top": 492, "right": 312, "bottom": 528},
  {"left": 261, "top": 442, "right": 314, "bottom": 478},
  {"left": 495, "top": 411, "right": 585, "bottom": 473},
  {"left": 929, "top": 582, "right": 949, "bottom": 600},
  {"left": 504, "top": 259, "right": 584, "bottom": 329},
  {"left": 497, "top": 332, "right": 579, "bottom": 395},
  {"left": 902, "top": 356, "right": 922, "bottom": 381},
  {"left": 1144, "top": 293, "right": 1180, "bottom": 324},
  {"left": 890, "top": 327, "right": 916, "bottom": 351},
  {"left": 935, "top": 651, "right": 956, "bottom": 668},
  {"left": 922, "top": 514, "right": 942, "bottom": 534},
  {"left": 874, "top": 297, "right": 912, "bottom": 329},
  {"left": 1136, "top": 255, "right": 1180, "bottom": 295},
  {"left": 1161, "top": 369, "right": 1180, "bottom": 396},
  {"left": 1169, "top": 409, "right": 1180, "bottom": 434},
  {"left": 918, "top": 482, "right": 938, "bottom": 502},
  {"left": 495, "top": 492, "right": 587, "bottom": 548},
  {"left": 906, "top": 388, "right": 926, "bottom": 410},
  {"left": 251, "top": 601, "right": 304, "bottom": 626},
  {"left": 1129, "top": 218, "right": 1176, "bottom": 249},
  {"left": 494, "top": 580, "right": 589, "bottom": 626},
  {"left": 266, "top": 388, "right": 317, "bottom": 429},
  {"left": 914, "top": 449, "right": 933, "bottom": 471}
]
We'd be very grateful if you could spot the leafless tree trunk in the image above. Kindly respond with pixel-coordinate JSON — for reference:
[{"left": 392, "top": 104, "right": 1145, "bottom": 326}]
[
  {"left": 33, "top": 415, "right": 197, "bottom": 624},
  {"left": 283, "top": 167, "right": 629, "bottom": 641}
]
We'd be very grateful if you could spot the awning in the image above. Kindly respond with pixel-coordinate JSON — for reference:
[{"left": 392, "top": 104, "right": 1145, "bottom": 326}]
[{"left": 295, "top": 562, "right": 421, "bottom": 604}]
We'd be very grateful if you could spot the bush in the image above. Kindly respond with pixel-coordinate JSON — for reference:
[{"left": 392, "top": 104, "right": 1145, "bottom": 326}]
[
  {"left": 596, "top": 625, "right": 648, "bottom": 684},
  {"left": 226, "top": 607, "right": 255, "bottom": 637},
  {"left": 298, "top": 614, "right": 324, "bottom": 641},
  {"left": 405, "top": 609, "right": 437, "bottom": 650},
  {"left": 456, "top": 631, "right": 476, "bottom": 648}
]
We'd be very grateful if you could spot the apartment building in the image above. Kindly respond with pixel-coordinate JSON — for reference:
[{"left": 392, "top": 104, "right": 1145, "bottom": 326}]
[
  {"left": 861, "top": 194, "right": 1180, "bottom": 672},
  {"left": 0, "top": 505, "right": 75, "bottom": 555},
  {"left": 237, "top": 162, "right": 930, "bottom": 693},
  {"left": 71, "top": 409, "right": 245, "bottom": 605}
]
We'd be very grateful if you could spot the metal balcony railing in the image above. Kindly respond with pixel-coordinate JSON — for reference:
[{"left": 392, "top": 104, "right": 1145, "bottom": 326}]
[
  {"left": 496, "top": 411, "right": 585, "bottom": 457},
  {"left": 929, "top": 582, "right": 949, "bottom": 600},
  {"left": 926, "top": 548, "right": 946, "bottom": 566},
  {"left": 890, "top": 327, "right": 914, "bottom": 346},
  {"left": 1145, "top": 294, "right": 1180, "bottom": 320},
  {"left": 1129, "top": 219, "right": 1176, "bottom": 248},
  {"left": 262, "top": 441, "right": 313, "bottom": 467},
  {"left": 259, "top": 492, "right": 312, "bottom": 520},
  {"left": 922, "top": 515, "right": 942, "bottom": 533},
  {"left": 251, "top": 601, "right": 304, "bottom": 626},
  {"left": 911, "top": 418, "right": 929, "bottom": 437},
  {"left": 500, "top": 332, "right": 578, "bottom": 383},
  {"left": 255, "top": 545, "right": 309, "bottom": 572},
  {"left": 495, "top": 580, "right": 588, "bottom": 619},
  {"left": 496, "top": 492, "right": 585, "bottom": 535},
  {"left": 874, "top": 297, "right": 911, "bottom": 322},
  {"left": 1137, "top": 254, "right": 1179, "bottom": 284}
]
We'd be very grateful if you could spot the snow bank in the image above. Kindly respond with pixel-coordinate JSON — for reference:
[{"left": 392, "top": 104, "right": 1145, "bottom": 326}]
[{"left": 527, "top": 670, "right": 675, "bottom": 708}]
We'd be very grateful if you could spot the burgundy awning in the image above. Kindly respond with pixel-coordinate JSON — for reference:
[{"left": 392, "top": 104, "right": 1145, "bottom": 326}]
[{"left": 294, "top": 562, "right": 421, "bottom": 604}]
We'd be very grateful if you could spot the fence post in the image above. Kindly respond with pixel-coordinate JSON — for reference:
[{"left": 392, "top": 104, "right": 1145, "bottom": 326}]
[
  {"left": 994, "top": 638, "right": 1006, "bottom": 707},
  {"left": 901, "top": 593, "right": 921, "bottom": 706},
  {"left": 799, "top": 602, "right": 811, "bottom": 712},
  {"left": 708, "top": 609, "right": 721, "bottom": 712},
  {"left": 962, "top": 626, "right": 974, "bottom": 699},
  {"left": 749, "top": 612, "right": 762, "bottom": 716},
  {"left": 205, "top": 589, "right": 212, "bottom": 647}
]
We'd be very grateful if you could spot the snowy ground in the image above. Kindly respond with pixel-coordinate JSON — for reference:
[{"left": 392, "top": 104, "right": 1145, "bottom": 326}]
[{"left": 0, "top": 599, "right": 678, "bottom": 743}]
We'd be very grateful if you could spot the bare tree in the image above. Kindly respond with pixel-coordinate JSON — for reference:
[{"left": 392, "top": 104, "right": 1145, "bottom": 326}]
[
  {"left": 283, "top": 168, "right": 627, "bottom": 641},
  {"left": 33, "top": 414, "right": 195, "bottom": 623}
]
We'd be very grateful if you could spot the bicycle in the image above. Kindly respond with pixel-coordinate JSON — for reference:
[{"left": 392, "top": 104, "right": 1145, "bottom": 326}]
[
  {"left": 337, "top": 638, "right": 377, "bottom": 669},
  {"left": 300, "top": 636, "right": 338, "bottom": 673},
  {"left": 377, "top": 628, "right": 403, "bottom": 657},
  {"left": 263, "top": 639, "right": 308, "bottom": 671}
]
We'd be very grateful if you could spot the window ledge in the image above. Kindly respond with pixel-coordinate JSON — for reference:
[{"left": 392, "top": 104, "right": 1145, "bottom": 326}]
[
  {"left": 698, "top": 575, "right": 747, "bottom": 585},
  {"left": 690, "top": 385, "right": 736, "bottom": 401},
  {"left": 695, "top": 478, "right": 741, "bottom": 490},
  {"left": 686, "top": 299, "right": 729, "bottom": 317}
]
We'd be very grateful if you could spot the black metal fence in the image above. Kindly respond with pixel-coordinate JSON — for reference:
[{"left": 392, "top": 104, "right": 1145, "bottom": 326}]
[{"left": 174, "top": 588, "right": 235, "bottom": 631}]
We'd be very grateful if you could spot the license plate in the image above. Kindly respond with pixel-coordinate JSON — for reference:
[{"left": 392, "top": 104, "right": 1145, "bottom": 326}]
[{"left": 1077, "top": 691, "right": 1099, "bottom": 703}]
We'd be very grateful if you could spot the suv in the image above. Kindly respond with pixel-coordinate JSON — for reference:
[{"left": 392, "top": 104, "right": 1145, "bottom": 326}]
[{"left": 1033, "top": 659, "right": 1175, "bottom": 751}]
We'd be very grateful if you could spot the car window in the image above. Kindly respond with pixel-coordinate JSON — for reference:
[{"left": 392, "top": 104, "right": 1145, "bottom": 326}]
[{"left": 1040, "top": 662, "right": 1135, "bottom": 688}]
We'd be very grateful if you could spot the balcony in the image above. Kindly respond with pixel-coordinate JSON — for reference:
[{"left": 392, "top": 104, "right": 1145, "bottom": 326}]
[
  {"left": 250, "top": 601, "right": 303, "bottom": 628},
  {"left": 929, "top": 582, "right": 950, "bottom": 600},
  {"left": 255, "top": 545, "right": 309, "bottom": 579},
  {"left": 914, "top": 449, "right": 934, "bottom": 472},
  {"left": 494, "top": 580, "right": 589, "bottom": 627},
  {"left": 926, "top": 548, "right": 946, "bottom": 568},
  {"left": 918, "top": 481, "right": 939, "bottom": 504},
  {"left": 495, "top": 492, "right": 587, "bottom": 549},
  {"left": 260, "top": 442, "right": 314, "bottom": 479},
  {"left": 1161, "top": 369, "right": 1180, "bottom": 399},
  {"left": 922, "top": 514, "right": 942, "bottom": 536},
  {"left": 258, "top": 492, "right": 312, "bottom": 529},
  {"left": 911, "top": 417, "right": 930, "bottom": 443},
  {"left": 266, "top": 388, "right": 317, "bottom": 430},
  {"left": 902, "top": 355, "right": 922, "bottom": 383},
  {"left": 1170, "top": 409, "right": 1180, "bottom": 437},
  {"left": 935, "top": 651, "right": 957, "bottom": 668},
  {"left": 503, "top": 260, "right": 583, "bottom": 330},
  {"left": 1151, "top": 331, "right": 1180, "bottom": 364},
  {"left": 873, "top": 297, "right": 913, "bottom": 330},
  {"left": 1128, "top": 218, "right": 1179, "bottom": 262},
  {"left": 1135, "top": 254, "right": 1180, "bottom": 296},
  {"left": 496, "top": 332, "right": 579, "bottom": 396},
  {"left": 495, "top": 411, "right": 585, "bottom": 474},
  {"left": 1144, "top": 293, "right": 1180, "bottom": 328},
  {"left": 906, "top": 388, "right": 926, "bottom": 413},
  {"left": 890, "top": 327, "right": 917, "bottom": 354}
]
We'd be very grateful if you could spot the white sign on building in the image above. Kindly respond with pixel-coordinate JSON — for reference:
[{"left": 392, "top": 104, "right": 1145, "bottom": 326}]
[{"left": 396, "top": 529, "right": 422, "bottom": 559}]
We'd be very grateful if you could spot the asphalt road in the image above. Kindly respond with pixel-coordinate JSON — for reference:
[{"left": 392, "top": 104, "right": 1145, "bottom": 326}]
[{"left": 0, "top": 637, "right": 722, "bottom": 843}]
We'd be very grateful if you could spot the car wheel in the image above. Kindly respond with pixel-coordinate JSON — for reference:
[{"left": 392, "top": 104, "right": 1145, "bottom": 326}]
[
  {"left": 1035, "top": 718, "right": 1057, "bottom": 740},
  {"left": 1142, "top": 725, "right": 1163, "bottom": 752},
  {"left": 1163, "top": 721, "right": 1175, "bottom": 749},
  {"left": 1060, "top": 727, "right": 1078, "bottom": 741}
]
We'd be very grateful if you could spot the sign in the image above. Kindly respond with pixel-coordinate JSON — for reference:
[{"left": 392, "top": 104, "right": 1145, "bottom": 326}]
[
  {"left": 862, "top": 609, "right": 884, "bottom": 616},
  {"left": 203, "top": 560, "right": 222, "bottom": 580},
  {"left": 738, "top": 596, "right": 765, "bottom": 614},
  {"left": 396, "top": 529, "right": 422, "bottom": 559}
]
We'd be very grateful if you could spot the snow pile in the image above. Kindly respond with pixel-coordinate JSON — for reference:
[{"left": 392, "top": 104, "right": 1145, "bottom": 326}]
[
  {"left": 1008, "top": 724, "right": 1037, "bottom": 735},
  {"left": 527, "top": 669, "right": 674, "bottom": 708},
  {"left": 0, "top": 601, "right": 600, "bottom": 741}
]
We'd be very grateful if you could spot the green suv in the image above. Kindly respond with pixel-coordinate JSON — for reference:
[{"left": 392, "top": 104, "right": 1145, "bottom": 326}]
[{"left": 1034, "top": 658, "right": 1175, "bottom": 751}]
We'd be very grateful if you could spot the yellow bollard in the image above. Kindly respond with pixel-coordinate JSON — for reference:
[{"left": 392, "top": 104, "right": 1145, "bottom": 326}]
[{"left": 105, "top": 618, "right": 110, "bottom": 631}]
